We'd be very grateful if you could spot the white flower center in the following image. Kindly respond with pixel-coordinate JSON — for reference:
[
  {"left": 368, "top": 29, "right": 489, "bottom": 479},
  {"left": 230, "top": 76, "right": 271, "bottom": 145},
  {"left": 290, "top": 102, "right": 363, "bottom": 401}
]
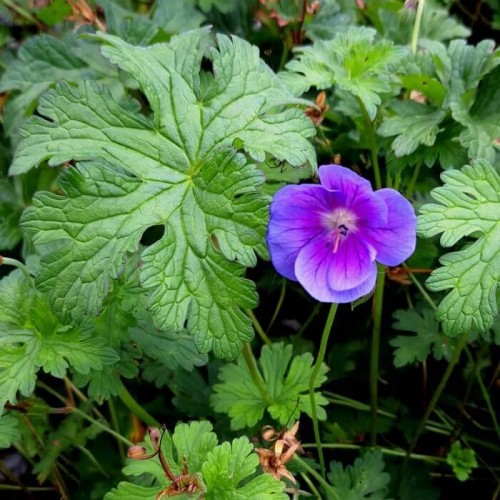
[{"left": 321, "top": 208, "right": 358, "bottom": 253}]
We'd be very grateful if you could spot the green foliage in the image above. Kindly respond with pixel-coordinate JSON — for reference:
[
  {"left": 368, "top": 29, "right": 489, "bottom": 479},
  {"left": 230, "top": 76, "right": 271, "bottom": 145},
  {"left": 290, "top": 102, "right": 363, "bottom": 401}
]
[
  {"left": 0, "top": 270, "right": 118, "bottom": 411},
  {"left": 328, "top": 450, "right": 392, "bottom": 499},
  {"left": 446, "top": 441, "right": 478, "bottom": 481},
  {"left": 390, "top": 307, "right": 455, "bottom": 367},
  {"left": 211, "top": 342, "right": 328, "bottom": 429},
  {"left": 106, "top": 421, "right": 286, "bottom": 499},
  {"left": 418, "top": 160, "right": 500, "bottom": 336},
  {"left": 12, "top": 30, "right": 315, "bottom": 359},
  {"left": 284, "top": 26, "right": 406, "bottom": 119}
]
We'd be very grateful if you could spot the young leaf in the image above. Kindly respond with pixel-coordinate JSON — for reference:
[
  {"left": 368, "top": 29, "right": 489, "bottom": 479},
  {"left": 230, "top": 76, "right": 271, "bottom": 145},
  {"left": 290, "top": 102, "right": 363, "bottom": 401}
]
[
  {"left": 377, "top": 101, "right": 446, "bottom": 157},
  {"left": 13, "top": 30, "right": 315, "bottom": 360},
  {"left": 418, "top": 160, "right": 500, "bottom": 336},
  {"left": 285, "top": 26, "right": 406, "bottom": 119},
  {"left": 446, "top": 441, "right": 478, "bottom": 482},
  {"left": 328, "top": 450, "right": 391, "bottom": 499},
  {"left": 211, "top": 342, "right": 328, "bottom": 429},
  {"left": 390, "top": 308, "right": 455, "bottom": 367},
  {"left": 202, "top": 437, "right": 287, "bottom": 499}
]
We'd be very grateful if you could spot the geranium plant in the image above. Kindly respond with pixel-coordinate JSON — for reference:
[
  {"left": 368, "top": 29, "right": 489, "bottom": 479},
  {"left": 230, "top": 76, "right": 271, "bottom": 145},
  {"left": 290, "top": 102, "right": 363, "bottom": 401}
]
[{"left": 0, "top": 0, "right": 498, "bottom": 498}]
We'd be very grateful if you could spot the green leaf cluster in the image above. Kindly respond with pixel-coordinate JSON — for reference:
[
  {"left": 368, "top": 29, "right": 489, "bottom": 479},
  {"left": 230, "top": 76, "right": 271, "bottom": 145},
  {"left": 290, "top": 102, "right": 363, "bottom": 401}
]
[
  {"left": 0, "top": 270, "right": 118, "bottom": 412},
  {"left": 106, "top": 421, "right": 286, "bottom": 499}
]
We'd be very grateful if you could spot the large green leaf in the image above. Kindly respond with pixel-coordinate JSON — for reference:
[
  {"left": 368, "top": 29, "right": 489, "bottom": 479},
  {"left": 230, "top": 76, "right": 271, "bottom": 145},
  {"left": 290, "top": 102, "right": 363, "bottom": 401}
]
[
  {"left": 12, "top": 30, "right": 315, "bottom": 359},
  {"left": 418, "top": 160, "right": 500, "bottom": 336}
]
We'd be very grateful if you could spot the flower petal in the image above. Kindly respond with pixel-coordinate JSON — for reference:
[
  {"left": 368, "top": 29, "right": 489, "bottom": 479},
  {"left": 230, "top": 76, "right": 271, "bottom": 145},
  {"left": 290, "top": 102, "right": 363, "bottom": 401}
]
[
  {"left": 319, "top": 164, "right": 373, "bottom": 193},
  {"left": 318, "top": 165, "right": 387, "bottom": 227},
  {"left": 294, "top": 234, "right": 376, "bottom": 302},
  {"left": 267, "top": 185, "right": 343, "bottom": 280},
  {"left": 364, "top": 188, "right": 417, "bottom": 266}
]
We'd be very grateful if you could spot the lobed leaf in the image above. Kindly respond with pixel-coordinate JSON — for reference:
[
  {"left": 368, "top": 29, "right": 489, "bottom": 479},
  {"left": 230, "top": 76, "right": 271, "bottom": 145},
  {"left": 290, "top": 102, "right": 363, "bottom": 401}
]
[
  {"left": 418, "top": 160, "right": 500, "bottom": 335},
  {"left": 285, "top": 26, "right": 406, "bottom": 119},
  {"left": 211, "top": 342, "right": 328, "bottom": 429},
  {"left": 13, "top": 30, "right": 315, "bottom": 359}
]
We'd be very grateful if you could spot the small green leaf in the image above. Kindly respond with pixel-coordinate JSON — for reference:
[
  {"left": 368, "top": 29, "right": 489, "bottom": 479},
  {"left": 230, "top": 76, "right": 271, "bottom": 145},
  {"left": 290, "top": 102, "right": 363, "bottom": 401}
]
[
  {"left": 202, "top": 437, "right": 286, "bottom": 499},
  {"left": 34, "top": 0, "right": 72, "bottom": 26},
  {"left": 285, "top": 26, "right": 406, "bottom": 119},
  {"left": 328, "top": 450, "right": 392, "bottom": 499},
  {"left": 105, "top": 483, "right": 159, "bottom": 500},
  {"left": 211, "top": 342, "right": 328, "bottom": 429},
  {"left": 446, "top": 441, "right": 477, "bottom": 481},
  {"left": 378, "top": 101, "right": 446, "bottom": 157},
  {"left": 390, "top": 308, "right": 455, "bottom": 367},
  {"left": 418, "top": 160, "right": 500, "bottom": 335}
]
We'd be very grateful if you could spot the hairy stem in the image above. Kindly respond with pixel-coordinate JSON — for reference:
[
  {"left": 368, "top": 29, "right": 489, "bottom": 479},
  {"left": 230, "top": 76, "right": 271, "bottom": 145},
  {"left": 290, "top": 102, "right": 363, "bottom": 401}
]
[
  {"left": 246, "top": 309, "right": 272, "bottom": 346},
  {"left": 411, "top": 0, "right": 427, "bottom": 55},
  {"left": 242, "top": 342, "right": 274, "bottom": 406},
  {"left": 310, "top": 303, "right": 338, "bottom": 479},
  {"left": 356, "top": 97, "right": 382, "bottom": 190},
  {"left": 0, "top": 256, "right": 31, "bottom": 277},
  {"left": 370, "top": 265, "right": 386, "bottom": 445}
]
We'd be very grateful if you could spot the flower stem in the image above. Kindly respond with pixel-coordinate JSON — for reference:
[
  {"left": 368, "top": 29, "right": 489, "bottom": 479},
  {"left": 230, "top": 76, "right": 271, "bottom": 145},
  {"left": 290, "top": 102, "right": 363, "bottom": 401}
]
[
  {"left": 246, "top": 309, "right": 272, "bottom": 346},
  {"left": 406, "top": 332, "right": 470, "bottom": 457},
  {"left": 293, "top": 456, "right": 340, "bottom": 499},
  {"left": 411, "top": 0, "right": 426, "bottom": 55},
  {"left": 242, "top": 342, "right": 274, "bottom": 406},
  {"left": 309, "top": 303, "right": 338, "bottom": 479},
  {"left": 370, "top": 266, "right": 386, "bottom": 445},
  {"left": 118, "top": 383, "right": 160, "bottom": 427},
  {"left": 356, "top": 97, "right": 382, "bottom": 190}
]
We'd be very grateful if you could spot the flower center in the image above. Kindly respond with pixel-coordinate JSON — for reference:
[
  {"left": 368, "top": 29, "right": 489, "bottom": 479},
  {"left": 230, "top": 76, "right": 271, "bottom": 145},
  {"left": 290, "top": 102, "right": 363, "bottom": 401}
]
[{"left": 321, "top": 208, "right": 358, "bottom": 253}]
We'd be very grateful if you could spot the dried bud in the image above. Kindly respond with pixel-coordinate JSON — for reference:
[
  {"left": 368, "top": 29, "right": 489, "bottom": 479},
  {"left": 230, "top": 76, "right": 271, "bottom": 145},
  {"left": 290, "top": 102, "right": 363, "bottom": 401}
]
[
  {"left": 262, "top": 425, "right": 278, "bottom": 442},
  {"left": 148, "top": 427, "right": 161, "bottom": 448},
  {"left": 127, "top": 445, "right": 146, "bottom": 459}
]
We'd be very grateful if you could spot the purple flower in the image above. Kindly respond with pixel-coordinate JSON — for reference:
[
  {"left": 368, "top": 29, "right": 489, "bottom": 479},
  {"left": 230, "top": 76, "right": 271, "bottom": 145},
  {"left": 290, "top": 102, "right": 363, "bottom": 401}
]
[{"left": 266, "top": 165, "right": 416, "bottom": 303}]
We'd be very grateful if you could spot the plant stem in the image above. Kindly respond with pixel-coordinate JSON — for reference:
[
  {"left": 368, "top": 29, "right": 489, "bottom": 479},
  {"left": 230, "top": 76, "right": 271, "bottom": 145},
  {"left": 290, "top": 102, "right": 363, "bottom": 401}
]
[
  {"left": 406, "top": 161, "right": 422, "bottom": 199},
  {"left": 370, "top": 265, "right": 386, "bottom": 445},
  {"left": 302, "top": 443, "right": 447, "bottom": 464},
  {"left": 266, "top": 278, "right": 286, "bottom": 332},
  {"left": 0, "top": 256, "right": 31, "bottom": 277},
  {"left": 246, "top": 309, "right": 272, "bottom": 346},
  {"left": 294, "top": 456, "right": 340, "bottom": 500},
  {"left": 411, "top": 0, "right": 426, "bottom": 55},
  {"left": 356, "top": 97, "right": 382, "bottom": 190},
  {"left": 407, "top": 332, "right": 470, "bottom": 457},
  {"left": 465, "top": 348, "right": 500, "bottom": 441},
  {"left": 309, "top": 303, "right": 338, "bottom": 479},
  {"left": 108, "top": 398, "right": 126, "bottom": 460},
  {"left": 118, "top": 384, "right": 160, "bottom": 427},
  {"left": 242, "top": 342, "right": 274, "bottom": 406},
  {"left": 1, "top": 0, "right": 41, "bottom": 25}
]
